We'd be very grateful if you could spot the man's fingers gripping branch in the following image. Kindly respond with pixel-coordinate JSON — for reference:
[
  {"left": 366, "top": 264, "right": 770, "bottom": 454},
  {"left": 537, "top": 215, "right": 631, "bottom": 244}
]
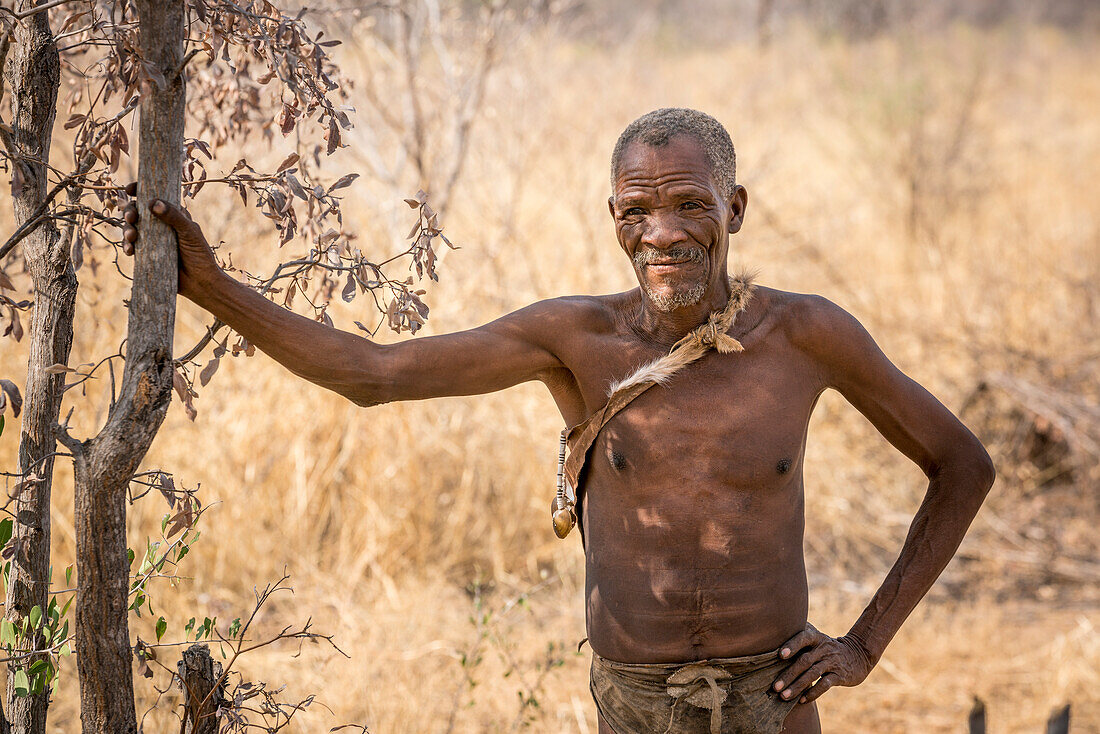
[{"left": 120, "top": 182, "right": 200, "bottom": 256}]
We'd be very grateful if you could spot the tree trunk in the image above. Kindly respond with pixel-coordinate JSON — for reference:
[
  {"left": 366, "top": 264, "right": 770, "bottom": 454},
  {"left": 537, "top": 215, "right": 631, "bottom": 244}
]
[
  {"left": 2, "top": 5, "right": 70, "bottom": 734},
  {"left": 66, "top": 2, "right": 184, "bottom": 732}
]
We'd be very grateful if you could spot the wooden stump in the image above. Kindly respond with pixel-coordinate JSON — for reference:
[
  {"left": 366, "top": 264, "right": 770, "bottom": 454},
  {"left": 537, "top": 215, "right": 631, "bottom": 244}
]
[
  {"left": 1047, "top": 704, "right": 1071, "bottom": 734},
  {"left": 968, "top": 697, "right": 986, "bottom": 734},
  {"left": 178, "top": 644, "right": 222, "bottom": 734}
]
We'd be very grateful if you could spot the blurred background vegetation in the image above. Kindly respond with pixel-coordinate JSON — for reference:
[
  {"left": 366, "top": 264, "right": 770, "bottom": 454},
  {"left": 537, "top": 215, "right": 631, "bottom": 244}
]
[{"left": 1, "top": 0, "right": 1098, "bottom": 731}]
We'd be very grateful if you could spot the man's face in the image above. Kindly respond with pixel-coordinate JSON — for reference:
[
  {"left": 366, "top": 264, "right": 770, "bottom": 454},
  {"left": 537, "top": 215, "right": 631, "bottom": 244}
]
[{"left": 609, "top": 135, "right": 746, "bottom": 312}]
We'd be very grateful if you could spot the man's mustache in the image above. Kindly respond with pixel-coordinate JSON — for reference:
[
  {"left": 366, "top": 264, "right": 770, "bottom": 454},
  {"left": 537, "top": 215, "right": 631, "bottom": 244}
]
[{"left": 632, "top": 247, "right": 705, "bottom": 267}]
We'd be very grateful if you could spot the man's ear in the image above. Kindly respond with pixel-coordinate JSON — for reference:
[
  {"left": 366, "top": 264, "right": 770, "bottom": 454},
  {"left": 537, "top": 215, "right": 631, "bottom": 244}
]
[{"left": 728, "top": 185, "right": 748, "bottom": 235}]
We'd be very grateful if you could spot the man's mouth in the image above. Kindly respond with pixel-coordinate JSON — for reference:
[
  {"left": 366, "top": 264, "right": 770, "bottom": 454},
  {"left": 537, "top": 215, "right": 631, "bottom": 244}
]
[
  {"left": 633, "top": 248, "right": 704, "bottom": 272},
  {"left": 646, "top": 259, "right": 694, "bottom": 273}
]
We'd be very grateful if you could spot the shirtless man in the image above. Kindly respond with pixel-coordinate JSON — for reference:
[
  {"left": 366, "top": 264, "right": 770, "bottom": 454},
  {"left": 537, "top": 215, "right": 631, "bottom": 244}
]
[{"left": 123, "top": 108, "right": 995, "bottom": 733}]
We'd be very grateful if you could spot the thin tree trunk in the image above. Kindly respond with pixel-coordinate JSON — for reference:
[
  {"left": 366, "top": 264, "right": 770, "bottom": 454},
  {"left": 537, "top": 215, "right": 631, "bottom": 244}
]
[
  {"left": 1, "top": 5, "right": 69, "bottom": 734},
  {"left": 63, "top": 2, "right": 184, "bottom": 732}
]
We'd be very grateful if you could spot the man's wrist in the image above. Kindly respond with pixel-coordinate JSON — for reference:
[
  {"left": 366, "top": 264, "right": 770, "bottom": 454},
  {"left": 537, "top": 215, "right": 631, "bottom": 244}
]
[
  {"left": 181, "top": 266, "right": 233, "bottom": 306},
  {"left": 842, "top": 630, "right": 881, "bottom": 669}
]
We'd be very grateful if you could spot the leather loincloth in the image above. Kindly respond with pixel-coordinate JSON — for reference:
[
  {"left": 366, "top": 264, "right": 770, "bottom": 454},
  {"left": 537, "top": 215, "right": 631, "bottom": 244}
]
[{"left": 590, "top": 647, "right": 798, "bottom": 734}]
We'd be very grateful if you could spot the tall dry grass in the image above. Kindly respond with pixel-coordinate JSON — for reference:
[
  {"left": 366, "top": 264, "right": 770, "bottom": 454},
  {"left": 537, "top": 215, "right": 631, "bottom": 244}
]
[{"left": 1, "top": 15, "right": 1098, "bottom": 733}]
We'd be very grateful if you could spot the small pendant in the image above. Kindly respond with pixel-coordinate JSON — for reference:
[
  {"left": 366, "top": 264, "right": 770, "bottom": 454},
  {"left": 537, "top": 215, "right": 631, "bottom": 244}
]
[
  {"left": 552, "top": 428, "right": 576, "bottom": 538},
  {"left": 552, "top": 502, "right": 577, "bottom": 539}
]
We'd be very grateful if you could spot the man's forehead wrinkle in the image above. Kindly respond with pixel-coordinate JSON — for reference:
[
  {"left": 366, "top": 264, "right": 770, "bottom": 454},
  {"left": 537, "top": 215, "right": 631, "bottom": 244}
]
[{"left": 614, "top": 173, "right": 718, "bottom": 201}]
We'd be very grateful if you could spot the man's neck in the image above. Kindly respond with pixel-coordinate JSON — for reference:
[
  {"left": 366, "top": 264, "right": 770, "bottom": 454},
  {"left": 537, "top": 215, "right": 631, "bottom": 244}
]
[{"left": 631, "top": 277, "right": 733, "bottom": 348}]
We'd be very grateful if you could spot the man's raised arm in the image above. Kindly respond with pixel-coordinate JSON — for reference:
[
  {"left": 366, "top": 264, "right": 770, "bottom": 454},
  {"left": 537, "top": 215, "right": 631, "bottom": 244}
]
[
  {"left": 771, "top": 296, "right": 996, "bottom": 705},
  {"left": 123, "top": 198, "right": 567, "bottom": 406}
]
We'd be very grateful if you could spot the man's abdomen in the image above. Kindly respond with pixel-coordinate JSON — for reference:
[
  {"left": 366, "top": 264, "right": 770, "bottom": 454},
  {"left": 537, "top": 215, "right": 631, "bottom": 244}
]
[
  {"left": 574, "top": 345, "right": 820, "bottom": 663},
  {"left": 580, "top": 410, "right": 811, "bottom": 663}
]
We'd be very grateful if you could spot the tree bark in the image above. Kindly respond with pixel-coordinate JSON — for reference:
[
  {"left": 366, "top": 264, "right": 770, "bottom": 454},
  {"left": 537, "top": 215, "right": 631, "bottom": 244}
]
[
  {"left": 65, "top": 2, "right": 184, "bottom": 732},
  {"left": 1, "top": 5, "right": 70, "bottom": 734}
]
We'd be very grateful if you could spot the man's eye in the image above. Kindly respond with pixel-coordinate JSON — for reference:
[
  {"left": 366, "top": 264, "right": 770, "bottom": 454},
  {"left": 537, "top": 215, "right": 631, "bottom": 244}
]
[
  {"left": 624, "top": 207, "right": 646, "bottom": 217},
  {"left": 681, "top": 201, "right": 702, "bottom": 210}
]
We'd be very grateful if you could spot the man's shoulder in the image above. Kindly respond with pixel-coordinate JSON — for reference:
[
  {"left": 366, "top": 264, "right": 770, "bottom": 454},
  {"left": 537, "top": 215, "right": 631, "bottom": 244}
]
[
  {"left": 754, "top": 286, "right": 886, "bottom": 393},
  {"left": 753, "top": 286, "right": 862, "bottom": 355},
  {"left": 528, "top": 290, "right": 636, "bottom": 334}
]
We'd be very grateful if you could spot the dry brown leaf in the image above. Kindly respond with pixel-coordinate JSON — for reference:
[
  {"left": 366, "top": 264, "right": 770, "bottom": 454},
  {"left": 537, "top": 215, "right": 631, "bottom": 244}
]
[{"left": 0, "top": 379, "right": 22, "bottom": 418}]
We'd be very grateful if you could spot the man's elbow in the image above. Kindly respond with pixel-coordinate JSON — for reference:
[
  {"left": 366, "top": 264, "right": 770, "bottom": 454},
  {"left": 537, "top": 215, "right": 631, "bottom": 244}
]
[
  {"left": 928, "top": 434, "right": 996, "bottom": 498},
  {"left": 976, "top": 442, "right": 996, "bottom": 492},
  {"left": 342, "top": 373, "right": 395, "bottom": 408},
  {"left": 347, "top": 390, "right": 391, "bottom": 408},
  {"left": 975, "top": 444, "right": 996, "bottom": 497},
  {"left": 325, "top": 345, "right": 396, "bottom": 408}
]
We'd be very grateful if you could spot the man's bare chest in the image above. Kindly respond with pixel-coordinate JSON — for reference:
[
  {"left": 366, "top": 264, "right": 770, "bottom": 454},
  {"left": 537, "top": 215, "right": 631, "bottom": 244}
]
[
  {"left": 549, "top": 307, "right": 823, "bottom": 490},
  {"left": 583, "top": 349, "right": 822, "bottom": 494}
]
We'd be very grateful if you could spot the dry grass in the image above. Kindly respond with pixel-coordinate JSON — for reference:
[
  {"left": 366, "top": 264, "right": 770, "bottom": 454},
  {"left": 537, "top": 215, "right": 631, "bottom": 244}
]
[{"left": 2, "top": 16, "right": 1099, "bottom": 734}]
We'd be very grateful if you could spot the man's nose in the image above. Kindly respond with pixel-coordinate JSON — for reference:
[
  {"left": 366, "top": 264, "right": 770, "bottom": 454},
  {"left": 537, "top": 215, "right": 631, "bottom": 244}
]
[{"left": 640, "top": 211, "right": 688, "bottom": 250}]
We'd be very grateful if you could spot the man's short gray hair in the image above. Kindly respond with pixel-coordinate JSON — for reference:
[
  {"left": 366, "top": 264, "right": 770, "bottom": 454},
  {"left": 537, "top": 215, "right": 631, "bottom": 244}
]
[{"left": 610, "top": 108, "right": 737, "bottom": 198}]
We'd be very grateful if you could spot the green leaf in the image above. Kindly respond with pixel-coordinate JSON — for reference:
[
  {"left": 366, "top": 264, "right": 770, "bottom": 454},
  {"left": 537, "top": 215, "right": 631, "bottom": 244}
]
[
  {"left": 59, "top": 642, "right": 71, "bottom": 657},
  {"left": 0, "top": 518, "right": 12, "bottom": 551},
  {"left": 65, "top": 564, "right": 73, "bottom": 586},
  {"left": 155, "top": 616, "right": 166, "bottom": 642},
  {"left": 28, "top": 605, "right": 41, "bottom": 630},
  {"left": 0, "top": 619, "right": 14, "bottom": 646},
  {"left": 28, "top": 659, "right": 47, "bottom": 676},
  {"left": 61, "top": 595, "right": 73, "bottom": 618},
  {"left": 13, "top": 669, "right": 28, "bottom": 697},
  {"left": 0, "top": 414, "right": 5, "bottom": 438},
  {"left": 126, "top": 548, "right": 135, "bottom": 566}
]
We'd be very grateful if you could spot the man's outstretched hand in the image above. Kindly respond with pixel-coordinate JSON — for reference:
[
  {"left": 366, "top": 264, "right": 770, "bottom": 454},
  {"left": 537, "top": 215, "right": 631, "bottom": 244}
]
[
  {"left": 121, "top": 182, "right": 223, "bottom": 298},
  {"left": 772, "top": 624, "right": 875, "bottom": 704}
]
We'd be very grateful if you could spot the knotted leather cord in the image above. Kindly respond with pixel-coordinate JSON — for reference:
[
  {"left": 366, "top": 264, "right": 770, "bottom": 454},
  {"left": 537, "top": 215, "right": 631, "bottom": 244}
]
[
  {"left": 552, "top": 273, "right": 755, "bottom": 538},
  {"left": 665, "top": 663, "right": 732, "bottom": 734}
]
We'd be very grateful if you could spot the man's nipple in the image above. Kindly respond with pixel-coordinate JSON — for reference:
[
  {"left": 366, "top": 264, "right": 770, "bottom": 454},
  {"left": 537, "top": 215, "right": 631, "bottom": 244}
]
[{"left": 608, "top": 448, "right": 628, "bottom": 471}]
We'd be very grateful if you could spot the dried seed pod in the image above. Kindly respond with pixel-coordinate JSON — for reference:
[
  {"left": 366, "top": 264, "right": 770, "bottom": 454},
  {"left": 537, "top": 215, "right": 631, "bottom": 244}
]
[{"left": 553, "top": 504, "right": 576, "bottom": 539}]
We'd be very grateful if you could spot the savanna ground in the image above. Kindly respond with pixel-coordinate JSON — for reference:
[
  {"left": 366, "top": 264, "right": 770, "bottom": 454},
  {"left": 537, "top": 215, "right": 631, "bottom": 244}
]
[{"left": 2, "top": 7, "right": 1099, "bottom": 733}]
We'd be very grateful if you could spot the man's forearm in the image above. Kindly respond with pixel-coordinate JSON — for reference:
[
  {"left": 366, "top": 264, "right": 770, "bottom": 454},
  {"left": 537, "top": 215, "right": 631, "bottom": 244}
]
[
  {"left": 186, "top": 273, "right": 382, "bottom": 403},
  {"left": 845, "top": 453, "right": 995, "bottom": 662}
]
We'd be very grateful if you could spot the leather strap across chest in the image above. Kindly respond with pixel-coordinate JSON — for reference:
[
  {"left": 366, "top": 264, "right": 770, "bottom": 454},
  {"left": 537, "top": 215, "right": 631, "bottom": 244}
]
[{"left": 552, "top": 273, "right": 756, "bottom": 539}]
